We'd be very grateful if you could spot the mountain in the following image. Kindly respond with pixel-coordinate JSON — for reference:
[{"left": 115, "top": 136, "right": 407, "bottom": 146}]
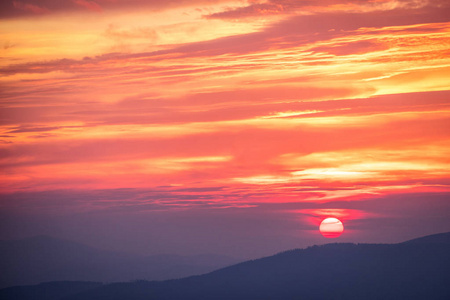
[
  {"left": 0, "top": 282, "right": 103, "bottom": 300},
  {"left": 1, "top": 232, "right": 449, "bottom": 300},
  {"left": 401, "top": 231, "right": 450, "bottom": 244},
  {"left": 0, "top": 235, "right": 240, "bottom": 289}
]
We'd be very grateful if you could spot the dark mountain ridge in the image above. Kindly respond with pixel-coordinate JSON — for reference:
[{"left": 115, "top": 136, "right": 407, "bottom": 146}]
[
  {"left": 0, "top": 235, "right": 239, "bottom": 289},
  {"left": 1, "top": 232, "right": 449, "bottom": 300},
  {"left": 401, "top": 231, "right": 450, "bottom": 244}
]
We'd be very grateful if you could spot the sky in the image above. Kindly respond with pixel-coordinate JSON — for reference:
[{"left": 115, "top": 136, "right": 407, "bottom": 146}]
[{"left": 1, "top": 0, "right": 450, "bottom": 259}]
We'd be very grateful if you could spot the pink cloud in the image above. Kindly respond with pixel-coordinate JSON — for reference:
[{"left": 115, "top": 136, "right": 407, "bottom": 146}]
[
  {"left": 2, "top": 91, "right": 449, "bottom": 194},
  {"left": 206, "top": 0, "right": 450, "bottom": 19},
  {"left": 12, "top": 1, "right": 49, "bottom": 14},
  {"left": 1, "top": 0, "right": 233, "bottom": 19},
  {"left": 73, "top": 0, "right": 102, "bottom": 12}
]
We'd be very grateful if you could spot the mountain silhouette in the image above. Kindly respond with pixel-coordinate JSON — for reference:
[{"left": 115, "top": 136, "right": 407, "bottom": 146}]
[
  {"left": 0, "top": 282, "right": 102, "bottom": 300},
  {"left": 0, "top": 235, "right": 239, "bottom": 289},
  {"left": 1, "top": 232, "right": 449, "bottom": 300},
  {"left": 401, "top": 231, "right": 450, "bottom": 244}
]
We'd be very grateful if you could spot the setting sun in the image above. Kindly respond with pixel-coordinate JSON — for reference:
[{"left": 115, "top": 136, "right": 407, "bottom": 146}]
[{"left": 319, "top": 218, "right": 344, "bottom": 238}]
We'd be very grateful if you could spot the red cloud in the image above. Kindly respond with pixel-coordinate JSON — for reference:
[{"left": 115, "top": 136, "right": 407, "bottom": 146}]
[
  {"left": 1, "top": 0, "right": 233, "bottom": 19},
  {"left": 206, "top": 0, "right": 450, "bottom": 19},
  {"left": 12, "top": 1, "right": 49, "bottom": 14},
  {"left": 73, "top": 0, "right": 102, "bottom": 12}
]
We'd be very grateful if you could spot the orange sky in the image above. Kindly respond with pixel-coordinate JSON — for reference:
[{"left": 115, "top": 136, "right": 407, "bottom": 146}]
[{"left": 1, "top": 0, "right": 450, "bottom": 256}]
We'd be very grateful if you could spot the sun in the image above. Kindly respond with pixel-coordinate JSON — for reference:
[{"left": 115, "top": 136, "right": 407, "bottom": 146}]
[{"left": 319, "top": 217, "right": 344, "bottom": 238}]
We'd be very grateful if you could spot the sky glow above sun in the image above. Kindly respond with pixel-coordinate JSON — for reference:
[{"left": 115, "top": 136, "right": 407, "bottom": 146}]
[{"left": 1, "top": 0, "right": 450, "bottom": 256}]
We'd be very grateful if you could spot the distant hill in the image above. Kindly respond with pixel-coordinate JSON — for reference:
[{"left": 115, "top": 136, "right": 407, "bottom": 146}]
[
  {"left": 0, "top": 235, "right": 240, "bottom": 289},
  {"left": 1, "top": 232, "right": 449, "bottom": 300},
  {"left": 0, "top": 282, "right": 102, "bottom": 300},
  {"left": 401, "top": 231, "right": 450, "bottom": 244}
]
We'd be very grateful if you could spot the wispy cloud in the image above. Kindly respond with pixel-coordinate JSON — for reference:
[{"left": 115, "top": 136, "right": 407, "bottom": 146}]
[
  {"left": 206, "top": 0, "right": 447, "bottom": 19},
  {"left": 12, "top": 1, "right": 49, "bottom": 14},
  {"left": 73, "top": 0, "right": 102, "bottom": 12}
]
